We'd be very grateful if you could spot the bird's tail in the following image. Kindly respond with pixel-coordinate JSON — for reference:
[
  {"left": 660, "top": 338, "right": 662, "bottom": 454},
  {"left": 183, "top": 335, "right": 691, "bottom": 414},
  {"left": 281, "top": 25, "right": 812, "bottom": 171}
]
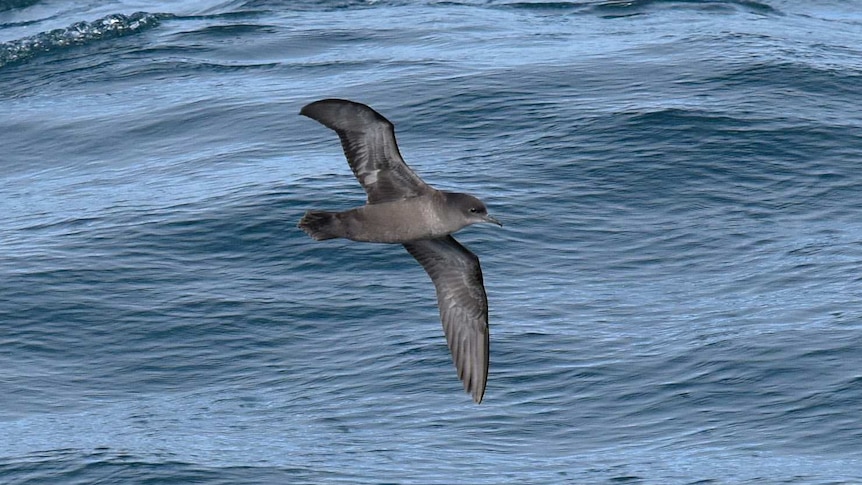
[{"left": 298, "top": 210, "right": 341, "bottom": 240}]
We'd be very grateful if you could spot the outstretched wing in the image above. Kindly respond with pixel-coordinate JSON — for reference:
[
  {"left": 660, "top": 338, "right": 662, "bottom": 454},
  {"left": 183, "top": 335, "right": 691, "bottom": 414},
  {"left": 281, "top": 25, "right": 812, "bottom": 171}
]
[
  {"left": 403, "top": 236, "right": 490, "bottom": 403},
  {"left": 300, "top": 99, "right": 431, "bottom": 204}
]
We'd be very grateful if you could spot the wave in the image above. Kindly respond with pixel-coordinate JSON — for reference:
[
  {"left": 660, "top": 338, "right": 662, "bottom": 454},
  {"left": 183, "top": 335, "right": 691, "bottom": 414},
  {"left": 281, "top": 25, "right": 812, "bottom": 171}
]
[
  {"left": 490, "top": 0, "right": 779, "bottom": 17},
  {"left": 0, "top": 11, "right": 165, "bottom": 68}
]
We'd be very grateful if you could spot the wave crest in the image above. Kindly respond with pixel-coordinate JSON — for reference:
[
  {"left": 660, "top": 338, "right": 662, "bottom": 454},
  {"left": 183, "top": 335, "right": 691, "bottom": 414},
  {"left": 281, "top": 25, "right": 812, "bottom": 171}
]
[{"left": 0, "top": 12, "right": 164, "bottom": 68}]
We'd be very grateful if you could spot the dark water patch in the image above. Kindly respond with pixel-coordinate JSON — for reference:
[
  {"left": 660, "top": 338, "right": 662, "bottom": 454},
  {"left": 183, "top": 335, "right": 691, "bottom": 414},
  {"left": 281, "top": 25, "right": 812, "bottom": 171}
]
[
  {"left": 0, "top": 448, "right": 340, "bottom": 484},
  {"left": 716, "top": 61, "right": 862, "bottom": 100},
  {"left": 494, "top": 2, "right": 591, "bottom": 14},
  {"left": 590, "top": 0, "right": 780, "bottom": 19},
  {"left": 171, "top": 23, "right": 279, "bottom": 41},
  {"left": 243, "top": 0, "right": 407, "bottom": 12},
  {"left": 0, "top": 0, "right": 40, "bottom": 14}
]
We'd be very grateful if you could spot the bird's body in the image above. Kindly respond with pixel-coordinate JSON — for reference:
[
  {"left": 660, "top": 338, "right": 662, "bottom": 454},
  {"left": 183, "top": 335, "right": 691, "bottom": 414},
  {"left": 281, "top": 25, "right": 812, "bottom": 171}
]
[
  {"left": 298, "top": 98, "right": 500, "bottom": 403},
  {"left": 303, "top": 191, "right": 488, "bottom": 243}
]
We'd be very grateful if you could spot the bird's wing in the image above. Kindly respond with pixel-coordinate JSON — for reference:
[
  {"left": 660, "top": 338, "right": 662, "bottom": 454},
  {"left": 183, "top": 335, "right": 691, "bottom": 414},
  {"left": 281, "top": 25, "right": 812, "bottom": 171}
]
[
  {"left": 403, "top": 236, "right": 489, "bottom": 403},
  {"left": 300, "top": 99, "right": 432, "bottom": 204}
]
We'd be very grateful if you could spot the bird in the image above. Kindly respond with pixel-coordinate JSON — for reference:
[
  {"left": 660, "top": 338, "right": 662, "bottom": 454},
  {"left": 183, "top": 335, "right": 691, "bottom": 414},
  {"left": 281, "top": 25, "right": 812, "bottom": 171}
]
[{"left": 297, "top": 98, "right": 501, "bottom": 403}]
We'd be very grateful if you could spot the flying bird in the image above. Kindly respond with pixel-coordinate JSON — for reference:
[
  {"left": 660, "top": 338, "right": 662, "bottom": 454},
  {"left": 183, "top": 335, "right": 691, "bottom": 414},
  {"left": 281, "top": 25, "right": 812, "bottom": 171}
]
[{"left": 298, "top": 98, "right": 501, "bottom": 403}]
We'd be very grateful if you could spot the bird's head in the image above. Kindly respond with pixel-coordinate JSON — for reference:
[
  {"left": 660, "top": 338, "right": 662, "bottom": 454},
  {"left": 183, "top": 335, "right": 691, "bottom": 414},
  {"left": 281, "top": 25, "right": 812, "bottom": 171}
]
[{"left": 445, "top": 192, "right": 502, "bottom": 227}]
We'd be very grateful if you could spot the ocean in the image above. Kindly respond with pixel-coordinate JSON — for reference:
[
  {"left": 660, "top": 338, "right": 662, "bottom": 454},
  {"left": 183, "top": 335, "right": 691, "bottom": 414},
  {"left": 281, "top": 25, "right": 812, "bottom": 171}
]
[{"left": 2, "top": 0, "right": 861, "bottom": 483}]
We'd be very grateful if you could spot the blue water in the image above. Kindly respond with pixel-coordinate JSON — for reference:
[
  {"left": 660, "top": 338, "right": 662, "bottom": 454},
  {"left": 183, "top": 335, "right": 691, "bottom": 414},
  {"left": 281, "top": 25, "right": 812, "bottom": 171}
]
[{"left": 3, "top": 1, "right": 862, "bottom": 483}]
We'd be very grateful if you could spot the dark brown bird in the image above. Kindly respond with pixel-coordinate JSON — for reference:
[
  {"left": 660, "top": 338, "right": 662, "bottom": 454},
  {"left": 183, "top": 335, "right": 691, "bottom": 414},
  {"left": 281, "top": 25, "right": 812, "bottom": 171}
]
[{"left": 298, "top": 99, "right": 500, "bottom": 403}]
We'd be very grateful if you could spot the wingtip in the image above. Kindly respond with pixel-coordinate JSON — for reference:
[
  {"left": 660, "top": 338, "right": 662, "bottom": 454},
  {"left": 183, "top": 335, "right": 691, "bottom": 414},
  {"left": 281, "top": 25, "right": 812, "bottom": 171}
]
[
  {"left": 299, "top": 98, "right": 392, "bottom": 132},
  {"left": 299, "top": 98, "right": 349, "bottom": 117},
  {"left": 298, "top": 99, "right": 318, "bottom": 119},
  {"left": 469, "top": 376, "right": 487, "bottom": 404},
  {"left": 466, "top": 359, "right": 488, "bottom": 404},
  {"left": 299, "top": 99, "right": 337, "bottom": 118}
]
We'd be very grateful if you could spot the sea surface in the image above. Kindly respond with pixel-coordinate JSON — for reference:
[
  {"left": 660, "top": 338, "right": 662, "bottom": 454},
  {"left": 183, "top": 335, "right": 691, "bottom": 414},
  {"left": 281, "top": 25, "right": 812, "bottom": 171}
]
[{"left": 2, "top": 1, "right": 862, "bottom": 483}]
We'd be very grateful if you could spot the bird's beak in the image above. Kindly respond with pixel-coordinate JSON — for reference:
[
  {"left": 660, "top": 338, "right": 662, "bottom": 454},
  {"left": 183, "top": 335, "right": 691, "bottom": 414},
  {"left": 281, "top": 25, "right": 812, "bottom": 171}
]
[{"left": 483, "top": 214, "right": 502, "bottom": 227}]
